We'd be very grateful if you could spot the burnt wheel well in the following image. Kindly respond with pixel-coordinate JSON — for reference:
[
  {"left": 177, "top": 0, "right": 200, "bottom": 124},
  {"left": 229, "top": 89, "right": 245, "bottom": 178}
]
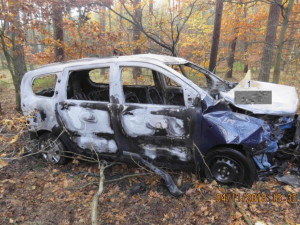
[
  {"left": 36, "top": 130, "right": 52, "bottom": 137},
  {"left": 206, "top": 144, "right": 248, "bottom": 157}
]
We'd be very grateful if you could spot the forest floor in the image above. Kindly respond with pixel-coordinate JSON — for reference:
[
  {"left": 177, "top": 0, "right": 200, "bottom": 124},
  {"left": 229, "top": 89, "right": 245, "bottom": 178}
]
[{"left": 0, "top": 68, "right": 300, "bottom": 225}]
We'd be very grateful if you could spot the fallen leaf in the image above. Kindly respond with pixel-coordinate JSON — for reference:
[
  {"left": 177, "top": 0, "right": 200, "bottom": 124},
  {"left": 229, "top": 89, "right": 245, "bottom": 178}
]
[
  {"left": 17, "top": 147, "right": 24, "bottom": 157},
  {"left": 0, "top": 159, "right": 8, "bottom": 168},
  {"left": 9, "top": 134, "right": 19, "bottom": 144}
]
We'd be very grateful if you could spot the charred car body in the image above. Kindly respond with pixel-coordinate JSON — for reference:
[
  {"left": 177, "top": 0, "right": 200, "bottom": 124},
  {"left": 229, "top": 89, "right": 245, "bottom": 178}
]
[{"left": 21, "top": 54, "right": 300, "bottom": 194}]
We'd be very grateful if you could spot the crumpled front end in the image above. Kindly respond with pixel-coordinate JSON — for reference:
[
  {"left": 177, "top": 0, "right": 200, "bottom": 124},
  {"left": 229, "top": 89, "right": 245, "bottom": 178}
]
[
  {"left": 220, "top": 71, "right": 299, "bottom": 116},
  {"left": 196, "top": 100, "right": 299, "bottom": 173}
]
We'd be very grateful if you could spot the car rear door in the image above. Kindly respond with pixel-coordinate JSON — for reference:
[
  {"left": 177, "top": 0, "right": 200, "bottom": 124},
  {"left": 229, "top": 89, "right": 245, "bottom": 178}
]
[{"left": 55, "top": 63, "right": 120, "bottom": 155}]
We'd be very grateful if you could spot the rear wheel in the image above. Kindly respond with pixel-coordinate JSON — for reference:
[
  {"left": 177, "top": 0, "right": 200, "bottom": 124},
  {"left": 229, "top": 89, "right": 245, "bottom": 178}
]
[
  {"left": 203, "top": 147, "right": 256, "bottom": 187},
  {"left": 38, "top": 133, "right": 68, "bottom": 164}
]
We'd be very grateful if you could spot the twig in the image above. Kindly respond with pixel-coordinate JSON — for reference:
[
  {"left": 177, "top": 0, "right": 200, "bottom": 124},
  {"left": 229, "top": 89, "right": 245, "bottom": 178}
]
[
  {"left": 105, "top": 173, "right": 151, "bottom": 183},
  {"left": 91, "top": 162, "right": 105, "bottom": 225},
  {"left": 235, "top": 202, "right": 253, "bottom": 225},
  {"left": 193, "top": 143, "right": 213, "bottom": 177}
]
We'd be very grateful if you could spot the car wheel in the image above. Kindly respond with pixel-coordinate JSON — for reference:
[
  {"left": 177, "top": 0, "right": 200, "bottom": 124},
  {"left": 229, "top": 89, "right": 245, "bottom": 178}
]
[
  {"left": 203, "top": 147, "right": 256, "bottom": 187},
  {"left": 38, "top": 133, "right": 68, "bottom": 164}
]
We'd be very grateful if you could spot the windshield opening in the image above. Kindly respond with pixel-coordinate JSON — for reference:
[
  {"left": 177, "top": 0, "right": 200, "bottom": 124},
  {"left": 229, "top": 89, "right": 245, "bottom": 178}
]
[{"left": 167, "top": 64, "right": 209, "bottom": 88}]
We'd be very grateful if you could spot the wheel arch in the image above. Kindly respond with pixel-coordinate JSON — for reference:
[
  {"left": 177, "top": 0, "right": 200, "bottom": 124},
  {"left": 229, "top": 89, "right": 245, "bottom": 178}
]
[
  {"left": 205, "top": 144, "right": 250, "bottom": 158},
  {"left": 36, "top": 129, "right": 52, "bottom": 137}
]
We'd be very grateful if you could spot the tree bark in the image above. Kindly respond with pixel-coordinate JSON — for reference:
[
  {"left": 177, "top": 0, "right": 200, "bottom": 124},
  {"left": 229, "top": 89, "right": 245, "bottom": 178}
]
[
  {"left": 258, "top": 0, "right": 282, "bottom": 82},
  {"left": 132, "top": 0, "right": 142, "bottom": 55},
  {"left": 243, "top": 4, "right": 249, "bottom": 73},
  {"left": 52, "top": 2, "right": 65, "bottom": 62},
  {"left": 273, "top": 0, "right": 294, "bottom": 83},
  {"left": 148, "top": 0, "right": 154, "bottom": 53},
  {"left": 226, "top": 36, "right": 237, "bottom": 78},
  {"left": 0, "top": 53, "right": 5, "bottom": 69},
  {"left": 209, "top": 0, "right": 224, "bottom": 72},
  {"left": 132, "top": 0, "right": 142, "bottom": 81},
  {"left": 1, "top": 0, "right": 28, "bottom": 110}
]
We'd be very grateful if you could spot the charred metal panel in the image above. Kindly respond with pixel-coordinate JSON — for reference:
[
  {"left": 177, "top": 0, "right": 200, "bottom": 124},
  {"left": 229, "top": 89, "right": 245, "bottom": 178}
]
[
  {"left": 140, "top": 144, "right": 191, "bottom": 161},
  {"left": 21, "top": 71, "right": 63, "bottom": 133},
  {"left": 120, "top": 107, "right": 186, "bottom": 137},
  {"left": 56, "top": 101, "right": 118, "bottom": 154}
]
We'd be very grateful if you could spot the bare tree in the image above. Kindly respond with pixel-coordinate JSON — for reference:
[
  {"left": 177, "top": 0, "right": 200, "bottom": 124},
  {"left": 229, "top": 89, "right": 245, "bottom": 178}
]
[
  {"left": 273, "top": 0, "right": 294, "bottom": 83},
  {"left": 93, "top": 0, "right": 197, "bottom": 57},
  {"left": 258, "top": 0, "right": 282, "bottom": 82},
  {"left": 209, "top": 0, "right": 224, "bottom": 72}
]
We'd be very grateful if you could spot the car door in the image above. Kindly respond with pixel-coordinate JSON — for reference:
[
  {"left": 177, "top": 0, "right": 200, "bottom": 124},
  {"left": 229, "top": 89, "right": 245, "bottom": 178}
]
[
  {"left": 110, "top": 61, "right": 197, "bottom": 163},
  {"left": 55, "top": 63, "right": 120, "bottom": 155}
]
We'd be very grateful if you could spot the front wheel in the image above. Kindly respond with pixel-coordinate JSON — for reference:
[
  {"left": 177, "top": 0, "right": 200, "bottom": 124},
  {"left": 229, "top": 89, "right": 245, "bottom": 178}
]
[
  {"left": 38, "top": 133, "right": 68, "bottom": 165},
  {"left": 203, "top": 147, "right": 257, "bottom": 187}
]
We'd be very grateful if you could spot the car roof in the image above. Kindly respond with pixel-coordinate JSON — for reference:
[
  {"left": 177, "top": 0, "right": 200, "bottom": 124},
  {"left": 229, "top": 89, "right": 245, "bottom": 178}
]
[{"left": 32, "top": 54, "right": 188, "bottom": 74}]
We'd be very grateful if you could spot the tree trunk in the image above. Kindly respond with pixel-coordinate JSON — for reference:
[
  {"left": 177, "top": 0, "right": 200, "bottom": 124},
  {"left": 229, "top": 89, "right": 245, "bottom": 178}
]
[
  {"left": 258, "top": 0, "right": 282, "bottom": 82},
  {"left": 53, "top": 3, "right": 65, "bottom": 62},
  {"left": 132, "top": 0, "right": 142, "bottom": 55},
  {"left": 0, "top": 53, "right": 5, "bottom": 69},
  {"left": 243, "top": 4, "right": 249, "bottom": 73},
  {"left": 209, "top": 0, "right": 224, "bottom": 72},
  {"left": 285, "top": 23, "right": 295, "bottom": 73},
  {"left": 108, "top": 9, "right": 112, "bottom": 33},
  {"left": 226, "top": 36, "right": 237, "bottom": 78},
  {"left": 13, "top": 45, "right": 27, "bottom": 110},
  {"left": 148, "top": 0, "right": 154, "bottom": 53},
  {"left": 2, "top": 0, "right": 28, "bottom": 111},
  {"left": 132, "top": 0, "right": 142, "bottom": 81},
  {"left": 273, "top": 0, "right": 294, "bottom": 83}
]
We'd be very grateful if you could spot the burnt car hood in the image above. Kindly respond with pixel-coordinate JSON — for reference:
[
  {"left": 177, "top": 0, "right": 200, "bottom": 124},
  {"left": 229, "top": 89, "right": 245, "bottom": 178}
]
[{"left": 219, "top": 71, "right": 299, "bottom": 116}]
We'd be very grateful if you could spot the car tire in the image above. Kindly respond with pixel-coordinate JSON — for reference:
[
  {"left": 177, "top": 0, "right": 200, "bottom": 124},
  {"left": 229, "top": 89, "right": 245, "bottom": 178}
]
[
  {"left": 38, "top": 133, "right": 69, "bottom": 165},
  {"left": 203, "top": 147, "right": 256, "bottom": 187}
]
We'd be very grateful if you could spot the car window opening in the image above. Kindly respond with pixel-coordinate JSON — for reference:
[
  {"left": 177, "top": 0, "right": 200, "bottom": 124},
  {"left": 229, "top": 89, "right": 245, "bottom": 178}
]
[
  {"left": 67, "top": 68, "right": 110, "bottom": 102},
  {"left": 121, "top": 66, "right": 185, "bottom": 106},
  {"left": 32, "top": 74, "right": 57, "bottom": 97}
]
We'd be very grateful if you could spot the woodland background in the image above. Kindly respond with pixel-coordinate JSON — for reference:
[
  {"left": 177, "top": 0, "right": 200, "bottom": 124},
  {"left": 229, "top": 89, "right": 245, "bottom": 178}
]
[{"left": 0, "top": 0, "right": 300, "bottom": 224}]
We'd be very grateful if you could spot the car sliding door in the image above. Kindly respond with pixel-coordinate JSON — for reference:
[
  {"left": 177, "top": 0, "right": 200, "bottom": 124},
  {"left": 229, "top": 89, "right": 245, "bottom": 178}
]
[
  {"left": 112, "top": 62, "right": 195, "bottom": 163},
  {"left": 55, "top": 64, "right": 119, "bottom": 155}
]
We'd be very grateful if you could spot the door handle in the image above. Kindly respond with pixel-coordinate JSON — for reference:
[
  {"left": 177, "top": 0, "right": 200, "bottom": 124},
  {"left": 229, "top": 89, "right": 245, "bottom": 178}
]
[{"left": 81, "top": 112, "right": 97, "bottom": 123}]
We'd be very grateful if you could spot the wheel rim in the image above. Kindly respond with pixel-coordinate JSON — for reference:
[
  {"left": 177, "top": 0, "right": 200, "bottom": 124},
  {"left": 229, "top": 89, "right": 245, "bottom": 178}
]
[
  {"left": 210, "top": 157, "right": 242, "bottom": 184},
  {"left": 41, "top": 139, "right": 61, "bottom": 163}
]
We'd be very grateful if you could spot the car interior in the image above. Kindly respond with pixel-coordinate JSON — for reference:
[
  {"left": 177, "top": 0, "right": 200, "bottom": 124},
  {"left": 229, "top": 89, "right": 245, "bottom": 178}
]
[{"left": 66, "top": 67, "right": 185, "bottom": 106}]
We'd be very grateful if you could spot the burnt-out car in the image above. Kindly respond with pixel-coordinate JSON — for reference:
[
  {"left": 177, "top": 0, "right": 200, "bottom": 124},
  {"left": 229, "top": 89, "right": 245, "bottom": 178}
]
[{"left": 21, "top": 54, "right": 300, "bottom": 194}]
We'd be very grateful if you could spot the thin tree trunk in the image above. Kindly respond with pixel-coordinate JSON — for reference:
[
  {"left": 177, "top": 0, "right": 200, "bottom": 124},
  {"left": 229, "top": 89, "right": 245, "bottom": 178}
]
[
  {"left": 108, "top": 9, "right": 112, "bottom": 33},
  {"left": 285, "top": 23, "right": 295, "bottom": 73},
  {"left": 209, "top": 0, "right": 224, "bottom": 72},
  {"left": 243, "top": 42, "right": 249, "bottom": 73},
  {"left": 132, "top": 0, "right": 142, "bottom": 81},
  {"left": 119, "top": 3, "right": 123, "bottom": 31},
  {"left": 100, "top": 7, "right": 106, "bottom": 74},
  {"left": 273, "top": 0, "right": 294, "bottom": 83},
  {"left": 148, "top": 0, "right": 153, "bottom": 53},
  {"left": 132, "top": 0, "right": 142, "bottom": 55},
  {"left": 258, "top": 0, "right": 282, "bottom": 82},
  {"left": 243, "top": 4, "right": 249, "bottom": 73},
  {"left": 0, "top": 53, "right": 5, "bottom": 69},
  {"left": 53, "top": 3, "right": 65, "bottom": 62},
  {"left": 3, "top": 0, "right": 27, "bottom": 110},
  {"left": 226, "top": 36, "right": 237, "bottom": 78}
]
